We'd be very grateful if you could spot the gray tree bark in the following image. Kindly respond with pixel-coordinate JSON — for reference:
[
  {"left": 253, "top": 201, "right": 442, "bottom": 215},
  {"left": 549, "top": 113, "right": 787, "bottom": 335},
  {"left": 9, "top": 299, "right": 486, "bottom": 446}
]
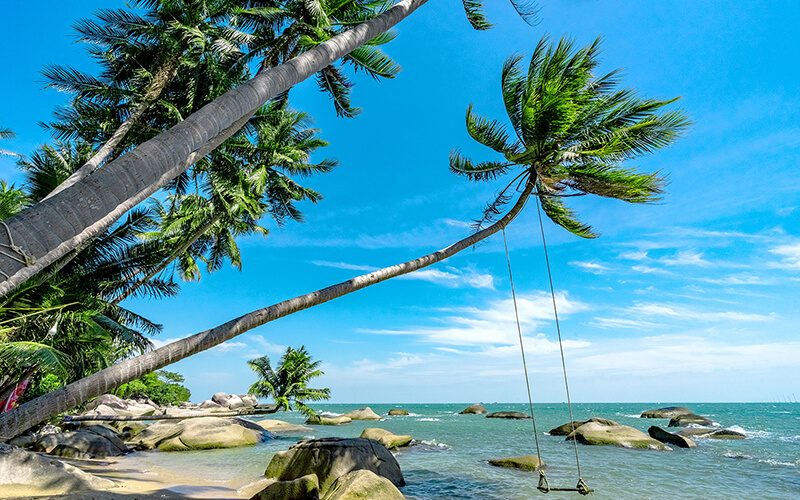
[
  {"left": 0, "top": 0, "right": 428, "bottom": 298},
  {"left": 0, "top": 182, "right": 533, "bottom": 440}
]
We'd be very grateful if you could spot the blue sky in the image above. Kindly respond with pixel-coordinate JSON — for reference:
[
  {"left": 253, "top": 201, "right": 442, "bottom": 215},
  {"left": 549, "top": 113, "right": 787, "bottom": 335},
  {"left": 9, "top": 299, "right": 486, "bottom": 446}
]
[{"left": 2, "top": 1, "right": 800, "bottom": 403}]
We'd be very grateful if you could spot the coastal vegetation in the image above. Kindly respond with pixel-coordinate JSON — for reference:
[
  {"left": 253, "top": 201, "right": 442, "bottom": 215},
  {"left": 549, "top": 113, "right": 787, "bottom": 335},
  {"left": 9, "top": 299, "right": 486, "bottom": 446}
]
[
  {"left": 114, "top": 370, "right": 191, "bottom": 406},
  {"left": 248, "top": 346, "right": 331, "bottom": 416}
]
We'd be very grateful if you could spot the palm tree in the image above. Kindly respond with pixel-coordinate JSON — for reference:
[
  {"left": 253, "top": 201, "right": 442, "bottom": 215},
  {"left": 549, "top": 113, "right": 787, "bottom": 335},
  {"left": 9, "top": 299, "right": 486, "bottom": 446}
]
[
  {"left": 0, "top": 37, "right": 688, "bottom": 439},
  {"left": 248, "top": 346, "right": 330, "bottom": 416},
  {"left": 0, "top": 0, "right": 524, "bottom": 297}
]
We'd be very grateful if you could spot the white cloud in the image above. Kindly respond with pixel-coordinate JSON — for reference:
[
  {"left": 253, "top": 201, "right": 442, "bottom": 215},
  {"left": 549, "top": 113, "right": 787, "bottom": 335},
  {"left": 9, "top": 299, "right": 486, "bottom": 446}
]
[
  {"left": 361, "top": 291, "right": 588, "bottom": 347},
  {"left": 619, "top": 250, "right": 648, "bottom": 261},
  {"left": 659, "top": 250, "right": 711, "bottom": 267},
  {"left": 632, "top": 265, "right": 672, "bottom": 276},
  {"left": 770, "top": 242, "right": 800, "bottom": 270},
  {"left": 591, "top": 317, "right": 660, "bottom": 330},
  {"left": 630, "top": 302, "right": 775, "bottom": 323},
  {"left": 698, "top": 274, "right": 774, "bottom": 286},
  {"left": 570, "top": 261, "right": 608, "bottom": 274},
  {"left": 311, "top": 260, "right": 495, "bottom": 289}
]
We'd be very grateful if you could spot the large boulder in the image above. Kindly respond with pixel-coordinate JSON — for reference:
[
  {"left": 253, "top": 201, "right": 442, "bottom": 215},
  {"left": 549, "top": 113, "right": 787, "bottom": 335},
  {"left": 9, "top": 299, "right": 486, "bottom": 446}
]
[
  {"left": 134, "top": 416, "right": 266, "bottom": 451},
  {"left": 241, "top": 394, "right": 260, "bottom": 407},
  {"left": 459, "top": 404, "right": 487, "bottom": 415},
  {"left": 265, "top": 438, "right": 404, "bottom": 493},
  {"left": 640, "top": 406, "right": 693, "bottom": 419},
  {"left": 360, "top": 428, "right": 413, "bottom": 449},
  {"left": 199, "top": 399, "right": 224, "bottom": 410},
  {"left": 676, "top": 427, "right": 718, "bottom": 438},
  {"left": 212, "top": 392, "right": 246, "bottom": 410},
  {"left": 548, "top": 418, "right": 618, "bottom": 436},
  {"left": 250, "top": 474, "right": 320, "bottom": 500},
  {"left": 85, "top": 394, "right": 127, "bottom": 411},
  {"left": 33, "top": 425, "right": 128, "bottom": 459},
  {"left": 488, "top": 455, "right": 544, "bottom": 471},
  {"left": 486, "top": 411, "right": 530, "bottom": 420},
  {"left": 648, "top": 426, "right": 697, "bottom": 448},
  {"left": 323, "top": 470, "right": 405, "bottom": 500},
  {"left": 668, "top": 414, "right": 714, "bottom": 427},
  {"left": 0, "top": 444, "right": 116, "bottom": 494},
  {"left": 257, "top": 419, "right": 314, "bottom": 434},
  {"left": 343, "top": 407, "right": 381, "bottom": 421},
  {"left": 566, "top": 422, "right": 669, "bottom": 450},
  {"left": 387, "top": 409, "right": 409, "bottom": 416},
  {"left": 306, "top": 415, "right": 352, "bottom": 426},
  {"left": 704, "top": 429, "right": 746, "bottom": 440}
]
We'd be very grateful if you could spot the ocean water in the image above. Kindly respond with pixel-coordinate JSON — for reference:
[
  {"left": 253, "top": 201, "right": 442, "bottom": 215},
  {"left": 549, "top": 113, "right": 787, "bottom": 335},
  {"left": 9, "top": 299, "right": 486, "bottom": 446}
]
[{"left": 132, "top": 403, "right": 800, "bottom": 499}]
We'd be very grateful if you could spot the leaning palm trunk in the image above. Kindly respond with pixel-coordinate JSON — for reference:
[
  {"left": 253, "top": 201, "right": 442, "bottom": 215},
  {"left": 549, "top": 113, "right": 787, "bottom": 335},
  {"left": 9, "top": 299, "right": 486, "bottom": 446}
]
[
  {"left": 0, "top": 183, "right": 532, "bottom": 440},
  {"left": 43, "top": 56, "right": 182, "bottom": 200},
  {"left": 0, "top": 0, "right": 428, "bottom": 298}
]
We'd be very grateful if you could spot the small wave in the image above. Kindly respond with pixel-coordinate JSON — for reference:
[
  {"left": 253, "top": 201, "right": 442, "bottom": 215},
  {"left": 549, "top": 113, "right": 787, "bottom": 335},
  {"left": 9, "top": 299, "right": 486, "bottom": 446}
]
[
  {"left": 416, "top": 439, "right": 450, "bottom": 449},
  {"left": 319, "top": 411, "right": 341, "bottom": 417},
  {"left": 779, "top": 435, "right": 800, "bottom": 443},
  {"left": 727, "top": 425, "right": 772, "bottom": 438},
  {"left": 615, "top": 413, "right": 641, "bottom": 418},
  {"left": 758, "top": 458, "right": 798, "bottom": 468},
  {"left": 723, "top": 452, "right": 752, "bottom": 460},
  {"left": 417, "top": 418, "right": 440, "bottom": 422}
]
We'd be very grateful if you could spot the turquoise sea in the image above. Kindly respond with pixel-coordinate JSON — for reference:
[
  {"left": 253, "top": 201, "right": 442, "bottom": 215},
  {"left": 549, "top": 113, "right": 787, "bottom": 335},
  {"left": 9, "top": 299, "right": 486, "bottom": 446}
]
[{"left": 134, "top": 403, "right": 800, "bottom": 499}]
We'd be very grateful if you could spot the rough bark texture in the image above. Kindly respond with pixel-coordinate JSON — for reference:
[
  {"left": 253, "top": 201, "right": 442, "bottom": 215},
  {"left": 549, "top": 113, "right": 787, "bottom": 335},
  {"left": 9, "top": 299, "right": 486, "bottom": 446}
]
[
  {"left": 0, "top": 0, "right": 428, "bottom": 298},
  {"left": 0, "top": 183, "right": 532, "bottom": 440}
]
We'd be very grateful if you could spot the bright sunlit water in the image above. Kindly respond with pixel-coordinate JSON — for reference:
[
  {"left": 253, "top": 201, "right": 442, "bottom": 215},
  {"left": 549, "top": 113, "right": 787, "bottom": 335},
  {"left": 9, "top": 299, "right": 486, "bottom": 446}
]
[{"left": 129, "top": 403, "right": 800, "bottom": 499}]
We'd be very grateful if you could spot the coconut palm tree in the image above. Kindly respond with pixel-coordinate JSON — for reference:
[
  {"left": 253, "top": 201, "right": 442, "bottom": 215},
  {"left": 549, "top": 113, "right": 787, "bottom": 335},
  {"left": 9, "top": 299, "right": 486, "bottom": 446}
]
[
  {"left": 0, "top": 37, "right": 688, "bottom": 439},
  {"left": 248, "top": 346, "right": 331, "bottom": 416},
  {"left": 0, "top": 0, "right": 526, "bottom": 297}
]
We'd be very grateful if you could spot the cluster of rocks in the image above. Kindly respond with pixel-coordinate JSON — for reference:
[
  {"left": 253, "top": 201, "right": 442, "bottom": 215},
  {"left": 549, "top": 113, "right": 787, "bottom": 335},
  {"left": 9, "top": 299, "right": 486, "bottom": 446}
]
[
  {"left": 640, "top": 406, "right": 746, "bottom": 441},
  {"left": 458, "top": 404, "right": 531, "bottom": 420},
  {"left": 305, "top": 406, "right": 383, "bottom": 426},
  {"left": 252, "top": 437, "right": 405, "bottom": 500}
]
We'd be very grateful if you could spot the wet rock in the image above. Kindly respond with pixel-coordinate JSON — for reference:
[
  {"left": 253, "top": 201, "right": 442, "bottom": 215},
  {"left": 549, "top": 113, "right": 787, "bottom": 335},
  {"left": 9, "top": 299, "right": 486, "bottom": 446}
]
[
  {"left": 704, "top": 429, "right": 746, "bottom": 440},
  {"left": 265, "top": 438, "right": 404, "bottom": 493},
  {"left": 668, "top": 414, "right": 714, "bottom": 427},
  {"left": 488, "top": 455, "right": 544, "bottom": 471},
  {"left": 306, "top": 415, "right": 352, "bottom": 426},
  {"left": 250, "top": 474, "right": 319, "bottom": 500},
  {"left": 486, "top": 411, "right": 530, "bottom": 420},
  {"left": 548, "top": 418, "right": 618, "bottom": 436},
  {"left": 459, "top": 404, "right": 487, "bottom": 415},
  {"left": 257, "top": 419, "right": 314, "bottom": 434},
  {"left": 387, "top": 409, "right": 409, "bottom": 416},
  {"left": 648, "top": 426, "right": 697, "bottom": 448},
  {"left": 567, "top": 422, "right": 669, "bottom": 450},
  {"left": 343, "top": 407, "right": 381, "bottom": 421},
  {"left": 360, "top": 428, "right": 413, "bottom": 449},
  {"left": 135, "top": 416, "right": 266, "bottom": 451},
  {"left": 640, "top": 406, "right": 694, "bottom": 419},
  {"left": 323, "top": 469, "right": 404, "bottom": 500}
]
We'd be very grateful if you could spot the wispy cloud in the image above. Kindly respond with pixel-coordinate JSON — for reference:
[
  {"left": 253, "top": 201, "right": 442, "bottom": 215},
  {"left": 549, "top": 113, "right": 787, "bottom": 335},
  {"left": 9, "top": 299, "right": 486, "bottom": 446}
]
[
  {"left": 770, "top": 242, "right": 800, "bottom": 270},
  {"left": 659, "top": 250, "right": 711, "bottom": 267},
  {"left": 311, "top": 260, "right": 495, "bottom": 289},
  {"left": 570, "top": 261, "right": 608, "bottom": 274}
]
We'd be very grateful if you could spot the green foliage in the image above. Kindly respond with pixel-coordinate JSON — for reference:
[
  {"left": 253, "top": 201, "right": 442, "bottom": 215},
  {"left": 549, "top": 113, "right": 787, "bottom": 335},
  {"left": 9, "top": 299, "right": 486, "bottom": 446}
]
[
  {"left": 452, "top": 37, "right": 689, "bottom": 236},
  {"left": 248, "top": 346, "right": 330, "bottom": 416},
  {"left": 115, "top": 370, "right": 190, "bottom": 405}
]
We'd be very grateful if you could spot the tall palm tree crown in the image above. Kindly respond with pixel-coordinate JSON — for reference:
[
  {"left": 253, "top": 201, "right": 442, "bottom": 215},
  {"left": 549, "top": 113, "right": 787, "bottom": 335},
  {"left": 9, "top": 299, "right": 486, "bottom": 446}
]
[
  {"left": 248, "top": 345, "right": 330, "bottom": 416},
  {"left": 451, "top": 37, "right": 690, "bottom": 236}
]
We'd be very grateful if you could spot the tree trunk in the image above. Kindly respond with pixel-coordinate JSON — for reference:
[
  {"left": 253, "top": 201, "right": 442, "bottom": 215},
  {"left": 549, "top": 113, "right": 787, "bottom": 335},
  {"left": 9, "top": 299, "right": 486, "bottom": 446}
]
[
  {"left": 0, "top": 0, "right": 428, "bottom": 298},
  {"left": 44, "top": 55, "right": 181, "bottom": 200},
  {"left": 112, "top": 214, "right": 221, "bottom": 305},
  {"left": 0, "top": 182, "right": 533, "bottom": 440}
]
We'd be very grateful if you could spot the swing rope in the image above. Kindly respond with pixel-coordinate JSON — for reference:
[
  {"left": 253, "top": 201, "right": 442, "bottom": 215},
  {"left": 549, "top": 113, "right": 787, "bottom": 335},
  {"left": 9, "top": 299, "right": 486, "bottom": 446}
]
[{"left": 499, "top": 200, "right": 591, "bottom": 496}]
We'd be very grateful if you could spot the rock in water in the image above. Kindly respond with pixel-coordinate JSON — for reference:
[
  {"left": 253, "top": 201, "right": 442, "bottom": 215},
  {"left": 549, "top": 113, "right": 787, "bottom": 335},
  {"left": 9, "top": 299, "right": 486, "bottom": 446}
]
[
  {"left": 0, "top": 444, "right": 116, "bottom": 494},
  {"left": 567, "top": 422, "right": 669, "bottom": 450},
  {"left": 257, "top": 419, "right": 314, "bottom": 434},
  {"left": 640, "top": 406, "right": 693, "bottom": 419},
  {"left": 548, "top": 418, "right": 618, "bottom": 436},
  {"left": 648, "top": 426, "right": 697, "bottom": 448},
  {"left": 459, "top": 404, "right": 487, "bottom": 415},
  {"left": 323, "top": 470, "right": 405, "bottom": 500},
  {"left": 676, "top": 427, "right": 717, "bottom": 438},
  {"left": 704, "top": 429, "right": 746, "bottom": 440},
  {"left": 265, "top": 438, "right": 404, "bottom": 493},
  {"left": 488, "top": 455, "right": 544, "bottom": 471},
  {"left": 668, "top": 414, "right": 714, "bottom": 427},
  {"left": 343, "top": 407, "right": 381, "bottom": 421},
  {"left": 306, "top": 415, "right": 352, "bottom": 426},
  {"left": 486, "top": 411, "right": 530, "bottom": 420},
  {"left": 387, "top": 409, "right": 409, "bottom": 416},
  {"left": 360, "top": 428, "right": 413, "bottom": 449},
  {"left": 135, "top": 416, "right": 266, "bottom": 451},
  {"left": 250, "top": 474, "right": 319, "bottom": 500}
]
